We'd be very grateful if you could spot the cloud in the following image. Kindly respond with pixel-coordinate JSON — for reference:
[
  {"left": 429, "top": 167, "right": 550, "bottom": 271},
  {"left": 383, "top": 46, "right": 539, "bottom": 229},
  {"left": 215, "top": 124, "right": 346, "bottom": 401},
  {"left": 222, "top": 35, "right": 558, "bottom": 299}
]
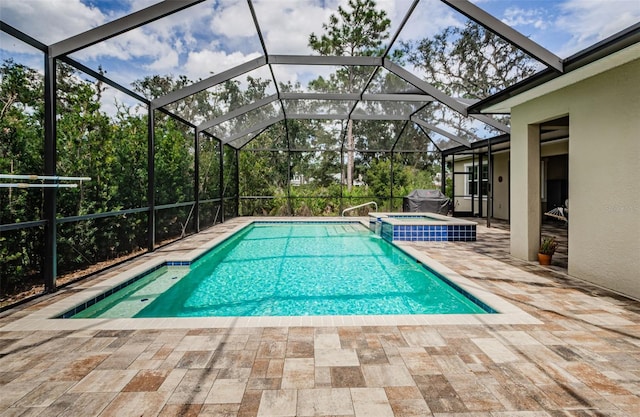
[
  {"left": 556, "top": 0, "right": 640, "bottom": 55},
  {"left": 0, "top": 32, "right": 45, "bottom": 60},
  {"left": 252, "top": 0, "right": 338, "bottom": 54},
  {"left": 1, "top": 0, "right": 106, "bottom": 44},
  {"left": 68, "top": 25, "right": 180, "bottom": 87},
  {"left": 127, "top": 0, "right": 163, "bottom": 11},
  {"left": 393, "top": 0, "right": 462, "bottom": 44},
  {"left": 146, "top": 49, "right": 180, "bottom": 72},
  {"left": 210, "top": 0, "right": 259, "bottom": 39},
  {"left": 183, "top": 49, "right": 264, "bottom": 81},
  {"left": 502, "top": 7, "right": 549, "bottom": 30}
]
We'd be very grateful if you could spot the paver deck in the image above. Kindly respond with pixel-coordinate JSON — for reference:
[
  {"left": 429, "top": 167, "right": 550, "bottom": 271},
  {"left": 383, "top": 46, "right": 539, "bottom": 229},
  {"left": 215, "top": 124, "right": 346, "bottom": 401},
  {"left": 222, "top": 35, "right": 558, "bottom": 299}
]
[{"left": 1, "top": 217, "right": 638, "bottom": 416}]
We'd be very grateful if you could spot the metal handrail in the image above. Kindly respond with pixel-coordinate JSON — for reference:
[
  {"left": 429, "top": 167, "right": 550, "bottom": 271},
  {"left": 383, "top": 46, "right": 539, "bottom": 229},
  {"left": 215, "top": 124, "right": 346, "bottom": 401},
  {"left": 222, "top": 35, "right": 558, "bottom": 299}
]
[{"left": 341, "top": 201, "right": 377, "bottom": 217}]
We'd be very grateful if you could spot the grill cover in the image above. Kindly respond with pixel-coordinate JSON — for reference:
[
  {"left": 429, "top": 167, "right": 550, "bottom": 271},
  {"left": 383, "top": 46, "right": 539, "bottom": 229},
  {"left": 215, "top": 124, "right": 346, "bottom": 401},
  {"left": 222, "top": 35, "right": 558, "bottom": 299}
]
[{"left": 402, "top": 189, "right": 450, "bottom": 214}]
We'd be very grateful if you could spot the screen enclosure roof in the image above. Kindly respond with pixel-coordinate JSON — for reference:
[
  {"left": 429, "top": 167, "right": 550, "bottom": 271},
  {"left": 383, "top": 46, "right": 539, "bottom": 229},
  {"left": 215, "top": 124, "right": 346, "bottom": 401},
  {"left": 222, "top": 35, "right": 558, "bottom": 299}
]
[{"left": 1, "top": 0, "right": 639, "bottom": 152}]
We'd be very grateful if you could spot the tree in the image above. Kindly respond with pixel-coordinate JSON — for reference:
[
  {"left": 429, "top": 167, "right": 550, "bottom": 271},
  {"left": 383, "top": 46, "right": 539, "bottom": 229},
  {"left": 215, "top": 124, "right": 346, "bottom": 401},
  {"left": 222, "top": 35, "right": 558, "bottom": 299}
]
[
  {"left": 133, "top": 74, "right": 219, "bottom": 123},
  {"left": 309, "top": 0, "right": 391, "bottom": 191},
  {"left": 0, "top": 59, "right": 45, "bottom": 297},
  {"left": 403, "top": 21, "right": 538, "bottom": 141},
  {"left": 405, "top": 21, "right": 537, "bottom": 99},
  {"left": 365, "top": 158, "right": 408, "bottom": 210}
]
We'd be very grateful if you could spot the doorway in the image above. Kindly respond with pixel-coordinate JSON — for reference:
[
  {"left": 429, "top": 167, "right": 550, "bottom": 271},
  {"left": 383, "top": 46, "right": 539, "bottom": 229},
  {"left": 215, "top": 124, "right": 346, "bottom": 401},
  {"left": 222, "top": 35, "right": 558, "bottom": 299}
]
[{"left": 540, "top": 116, "right": 569, "bottom": 270}]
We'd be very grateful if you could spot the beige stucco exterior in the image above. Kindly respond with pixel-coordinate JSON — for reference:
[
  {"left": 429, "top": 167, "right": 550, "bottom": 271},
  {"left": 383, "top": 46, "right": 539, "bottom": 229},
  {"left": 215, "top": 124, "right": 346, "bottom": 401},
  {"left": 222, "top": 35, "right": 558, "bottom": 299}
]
[{"left": 510, "top": 56, "right": 640, "bottom": 299}]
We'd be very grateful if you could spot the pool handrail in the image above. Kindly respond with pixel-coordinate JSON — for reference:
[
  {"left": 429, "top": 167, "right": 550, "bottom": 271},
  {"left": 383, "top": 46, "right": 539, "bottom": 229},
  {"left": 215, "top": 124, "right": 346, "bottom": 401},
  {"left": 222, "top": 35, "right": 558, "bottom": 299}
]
[{"left": 341, "top": 201, "right": 377, "bottom": 216}]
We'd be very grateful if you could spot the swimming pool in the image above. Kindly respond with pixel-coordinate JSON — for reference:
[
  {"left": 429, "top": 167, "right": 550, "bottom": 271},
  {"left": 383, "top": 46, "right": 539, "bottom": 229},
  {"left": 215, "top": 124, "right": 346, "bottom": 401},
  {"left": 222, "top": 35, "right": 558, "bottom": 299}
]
[{"left": 67, "top": 222, "right": 492, "bottom": 318}]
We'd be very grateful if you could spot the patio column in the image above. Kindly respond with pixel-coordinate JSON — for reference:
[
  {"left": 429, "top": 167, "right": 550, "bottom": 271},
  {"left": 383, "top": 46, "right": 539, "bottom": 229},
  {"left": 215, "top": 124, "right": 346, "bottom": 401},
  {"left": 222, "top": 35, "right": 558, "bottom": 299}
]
[
  {"left": 43, "top": 54, "right": 57, "bottom": 292},
  {"left": 235, "top": 148, "right": 240, "bottom": 217},
  {"left": 339, "top": 147, "right": 344, "bottom": 214},
  {"left": 440, "top": 154, "right": 446, "bottom": 196},
  {"left": 147, "top": 106, "right": 155, "bottom": 251},
  {"left": 390, "top": 151, "right": 394, "bottom": 211},
  {"left": 219, "top": 141, "right": 224, "bottom": 223},
  {"left": 487, "top": 138, "right": 492, "bottom": 227},
  {"left": 287, "top": 148, "right": 292, "bottom": 215},
  {"left": 194, "top": 129, "right": 200, "bottom": 232},
  {"left": 510, "top": 123, "right": 540, "bottom": 260}
]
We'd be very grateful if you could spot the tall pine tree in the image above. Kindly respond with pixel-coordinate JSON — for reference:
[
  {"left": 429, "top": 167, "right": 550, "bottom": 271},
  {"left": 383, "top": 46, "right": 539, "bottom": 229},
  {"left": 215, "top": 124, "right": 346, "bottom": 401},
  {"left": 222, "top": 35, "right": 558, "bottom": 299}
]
[{"left": 309, "top": 0, "right": 391, "bottom": 190}]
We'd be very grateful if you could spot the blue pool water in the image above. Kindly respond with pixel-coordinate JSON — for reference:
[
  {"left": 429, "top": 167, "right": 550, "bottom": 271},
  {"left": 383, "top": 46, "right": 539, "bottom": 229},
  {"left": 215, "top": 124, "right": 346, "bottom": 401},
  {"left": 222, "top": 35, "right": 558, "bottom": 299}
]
[{"left": 71, "top": 222, "right": 490, "bottom": 318}]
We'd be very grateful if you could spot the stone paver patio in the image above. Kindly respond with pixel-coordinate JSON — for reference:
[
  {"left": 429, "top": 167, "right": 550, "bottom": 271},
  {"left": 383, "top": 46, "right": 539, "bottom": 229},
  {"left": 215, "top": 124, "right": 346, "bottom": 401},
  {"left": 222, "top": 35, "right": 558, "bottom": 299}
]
[{"left": 1, "top": 217, "right": 638, "bottom": 416}]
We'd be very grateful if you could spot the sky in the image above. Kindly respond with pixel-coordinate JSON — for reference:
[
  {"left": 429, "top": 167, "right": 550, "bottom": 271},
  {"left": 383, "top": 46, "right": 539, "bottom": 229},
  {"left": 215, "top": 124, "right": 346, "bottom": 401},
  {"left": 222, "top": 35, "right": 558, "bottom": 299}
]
[{"left": 1, "top": 0, "right": 639, "bottom": 111}]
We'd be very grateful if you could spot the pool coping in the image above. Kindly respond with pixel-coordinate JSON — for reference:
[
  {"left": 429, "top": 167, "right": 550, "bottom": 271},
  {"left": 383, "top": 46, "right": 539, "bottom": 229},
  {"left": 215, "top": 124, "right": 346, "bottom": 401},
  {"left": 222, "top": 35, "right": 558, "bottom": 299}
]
[
  {"left": 1, "top": 218, "right": 541, "bottom": 330},
  {"left": 370, "top": 212, "right": 478, "bottom": 226}
]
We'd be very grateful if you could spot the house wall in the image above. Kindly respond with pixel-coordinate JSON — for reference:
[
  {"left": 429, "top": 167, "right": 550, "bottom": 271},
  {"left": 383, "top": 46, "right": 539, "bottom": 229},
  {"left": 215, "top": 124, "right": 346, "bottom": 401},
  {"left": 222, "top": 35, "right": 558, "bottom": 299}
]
[{"left": 510, "top": 57, "right": 640, "bottom": 300}]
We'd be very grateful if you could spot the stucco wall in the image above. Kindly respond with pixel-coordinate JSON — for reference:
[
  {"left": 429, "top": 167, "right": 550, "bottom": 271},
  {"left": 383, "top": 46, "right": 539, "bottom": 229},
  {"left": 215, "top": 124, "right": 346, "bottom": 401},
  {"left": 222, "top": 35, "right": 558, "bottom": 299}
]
[{"left": 510, "top": 57, "right": 640, "bottom": 299}]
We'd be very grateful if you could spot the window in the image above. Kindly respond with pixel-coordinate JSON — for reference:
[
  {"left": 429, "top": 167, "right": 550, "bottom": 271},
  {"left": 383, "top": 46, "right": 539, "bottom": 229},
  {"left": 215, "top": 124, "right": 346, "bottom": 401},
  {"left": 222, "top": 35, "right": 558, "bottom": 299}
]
[{"left": 464, "top": 163, "right": 488, "bottom": 197}]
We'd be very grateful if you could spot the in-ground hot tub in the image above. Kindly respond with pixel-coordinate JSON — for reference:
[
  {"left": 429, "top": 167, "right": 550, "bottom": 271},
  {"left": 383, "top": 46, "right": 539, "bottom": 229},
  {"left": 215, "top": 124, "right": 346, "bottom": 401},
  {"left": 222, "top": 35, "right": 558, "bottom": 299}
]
[{"left": 369, "top": 212, "right": 477, "bottom": 242}]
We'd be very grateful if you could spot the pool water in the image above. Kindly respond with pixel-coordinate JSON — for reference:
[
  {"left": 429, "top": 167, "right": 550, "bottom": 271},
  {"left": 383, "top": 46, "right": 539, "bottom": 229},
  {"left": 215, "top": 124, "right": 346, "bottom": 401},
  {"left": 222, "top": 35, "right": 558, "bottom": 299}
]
[{"left": 73, "top": 222, "right": 489, "bottom": 318}]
